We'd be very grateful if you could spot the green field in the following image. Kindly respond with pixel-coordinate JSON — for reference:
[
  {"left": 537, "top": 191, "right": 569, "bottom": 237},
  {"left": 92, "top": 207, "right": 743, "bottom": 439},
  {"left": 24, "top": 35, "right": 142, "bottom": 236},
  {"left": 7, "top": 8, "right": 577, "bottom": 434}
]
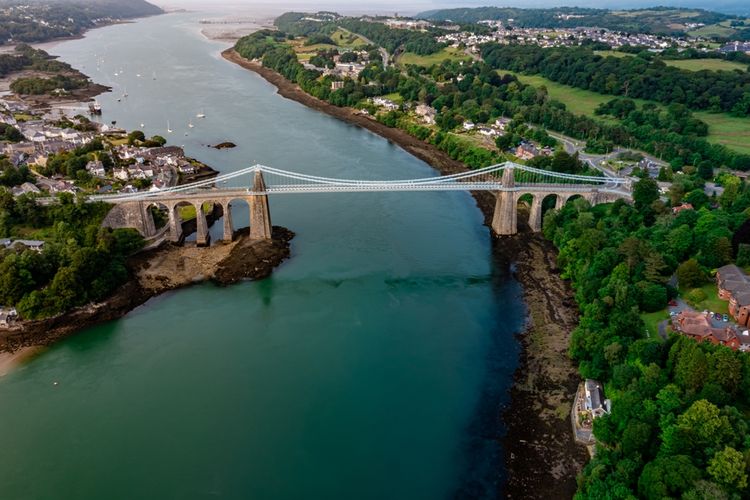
[
  {"left": 594, "top": 50, "right": 633, "bottom": 58},
  {"left": 695, "top": 111, "right": 750, "bottom": 155},
  {"left": 499, "top": 70, "right": 750, "bottom": 154},
  {"left": 398, "top": 47, "right": 472, "bottom": 67},
  {"left": 330, "top": 29, "right": 368, "bottom": 49},
  {"left": 664, "top": 58, "right": 749, "bottom": 72},
  {"left": 641, "top": 310, "right": 669, "bottom": 338},
  {"left": 688, "top": 24, "right": 737, "bottom": 38}
]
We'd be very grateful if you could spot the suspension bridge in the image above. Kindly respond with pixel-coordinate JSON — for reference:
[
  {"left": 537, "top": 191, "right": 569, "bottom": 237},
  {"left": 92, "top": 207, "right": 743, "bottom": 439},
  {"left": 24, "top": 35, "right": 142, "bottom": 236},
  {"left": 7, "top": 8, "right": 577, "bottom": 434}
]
[{"left": 99, "top": 162, "right": 632, "bottom": 245}]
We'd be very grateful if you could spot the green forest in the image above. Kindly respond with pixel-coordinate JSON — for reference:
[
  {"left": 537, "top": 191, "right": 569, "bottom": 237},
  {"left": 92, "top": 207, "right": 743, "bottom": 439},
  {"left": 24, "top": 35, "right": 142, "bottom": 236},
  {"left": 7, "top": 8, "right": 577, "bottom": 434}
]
[
  {"left": 545, "top": 177, "right": 750, "bottom": 498},
  {"left": 481, "top": 44, "right": 750, "bottom": 116},
  {"left": 0, "top": 0, "right": 162, "bottom": 45},
  {"left": 0, "top": 193, "right": 143, "bottom": 319}
]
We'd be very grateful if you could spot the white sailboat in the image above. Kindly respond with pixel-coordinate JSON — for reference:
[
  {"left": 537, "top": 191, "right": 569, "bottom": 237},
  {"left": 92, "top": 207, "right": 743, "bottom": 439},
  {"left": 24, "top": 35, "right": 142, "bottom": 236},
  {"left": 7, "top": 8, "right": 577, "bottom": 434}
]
[
  {"left": 167, "top": 121, "right": 173, "bottom": 134},
  {"left": 196, "top": 109, "right": 206, "bottom": 119},
  {"left": 188, "top": 120, "right": 194, "bottom": 129}
]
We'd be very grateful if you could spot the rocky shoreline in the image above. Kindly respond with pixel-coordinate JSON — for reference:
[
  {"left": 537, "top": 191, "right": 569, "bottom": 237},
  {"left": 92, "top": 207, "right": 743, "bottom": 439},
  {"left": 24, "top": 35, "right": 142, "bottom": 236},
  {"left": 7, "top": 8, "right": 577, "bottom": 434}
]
[
  {"left": 0, "top": 227, "right": 294, "bottom": 354},
  {"left": 222, "top": 48, "right": 588, "bottom": 498}
]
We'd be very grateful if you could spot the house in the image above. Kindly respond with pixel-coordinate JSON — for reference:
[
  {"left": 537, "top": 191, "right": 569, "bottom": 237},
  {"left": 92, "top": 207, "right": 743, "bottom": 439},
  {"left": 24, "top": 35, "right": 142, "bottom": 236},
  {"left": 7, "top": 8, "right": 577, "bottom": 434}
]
[
  {"left": 113, "top": 168, "right": 129, "bottom": 181},
  {"left": 672, "top": 203, "right": 694, "bottom": 214},
  {"left": 0, "top": 306, "right": 18, "bottom": 328},
  {"left": 86, "top": 160, "right": 106, "bottom": 178},
  {"left": 584, "top": 379, "right": 609, "bottom": 418},
  {"left": 495, "top": 117, "right": 511, "bottom": 130},
  {"left": 415, "top": 104, "right": 436, "bottom": 125},
  {"left": 673, "top": 310, "right": 741, "bottom": 349},
  {"left": 462, "top": 121, "right": 475, "bottom": 131},
  {"left": 371, "top": 97, "right": 399, "bottom": 111},
  {"left": 0, "top": 239, "right": 45, "bottom": 252},
  {"left": 717, "top": 264, "right": 750, "bottom": 326},
  {"left": 516, "top": 142, "right": 540, "bottom": 160},
  {"left": 11, "top": 182, "right": 41, "bottom": 197},
  {"left": 478, "top": 126, "right": 499, "bottom": 137},
  {"left": 331, "top": 81, "right": 345, "bottom": 90}
]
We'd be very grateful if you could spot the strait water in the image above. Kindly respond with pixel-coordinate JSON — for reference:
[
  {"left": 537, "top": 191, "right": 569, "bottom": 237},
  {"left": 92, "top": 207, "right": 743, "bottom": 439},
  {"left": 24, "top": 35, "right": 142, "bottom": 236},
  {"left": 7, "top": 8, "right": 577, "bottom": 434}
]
[{"left": 0, "top": 13, "right": 524, "bottom": 500}]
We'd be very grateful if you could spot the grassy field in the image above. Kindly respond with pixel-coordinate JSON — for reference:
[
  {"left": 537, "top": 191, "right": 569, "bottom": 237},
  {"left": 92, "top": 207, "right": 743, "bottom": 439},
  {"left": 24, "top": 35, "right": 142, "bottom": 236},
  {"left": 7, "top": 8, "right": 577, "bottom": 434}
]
[
  {"left": 682, "top": 282, "right": 729, "bottom": 315},
  {"left": 330, "top": 29, "right": 368, "bottom": 49},
  {"left": 594, "top": 50, "right": 633, "bottom": 58},
  {"left": 664, "top": 58, "right": 749, "bottom": 72},
  {"left": 688, "top": 24, "right": 737, "bottom": 38},
  {"left": 695, "top": 112, "right": 750, "bottom": 155},
  {"left": 641, "top": 310, "right": 670, "bottom": 338},
  {"left": 398, "top": 47, "right": 472, "bottom": 67},
  {"left": 499, "top": 70, "right": 750, "bottom": 154}
]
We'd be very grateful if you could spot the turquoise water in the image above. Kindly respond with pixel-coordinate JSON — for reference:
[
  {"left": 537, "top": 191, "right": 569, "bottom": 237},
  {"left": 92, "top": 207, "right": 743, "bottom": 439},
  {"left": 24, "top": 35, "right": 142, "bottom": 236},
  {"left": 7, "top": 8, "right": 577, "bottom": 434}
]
[{"left": 0, "top": 13, "right": 524, "bottom": 500}]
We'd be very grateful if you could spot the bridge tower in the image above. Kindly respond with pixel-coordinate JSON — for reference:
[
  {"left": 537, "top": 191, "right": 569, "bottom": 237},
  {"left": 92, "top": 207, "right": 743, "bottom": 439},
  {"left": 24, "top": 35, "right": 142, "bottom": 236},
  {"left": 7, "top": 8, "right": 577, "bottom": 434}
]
[
  {"left": 249, "top": 169, "right": 272, "bottom": 240},
  {"left": 491, "top": 166, "right": 517, "bottom": 236}
]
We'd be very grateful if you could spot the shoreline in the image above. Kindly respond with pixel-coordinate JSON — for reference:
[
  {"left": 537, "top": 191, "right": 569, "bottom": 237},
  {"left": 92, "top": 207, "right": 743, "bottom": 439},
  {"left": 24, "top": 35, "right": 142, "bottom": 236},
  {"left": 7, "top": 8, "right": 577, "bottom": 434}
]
[
  {"left": 0, "top": 226, "right": 294, "bottom": 357},
  {"left": 221, "top": 48, "right": 588, "bottom": 497}
]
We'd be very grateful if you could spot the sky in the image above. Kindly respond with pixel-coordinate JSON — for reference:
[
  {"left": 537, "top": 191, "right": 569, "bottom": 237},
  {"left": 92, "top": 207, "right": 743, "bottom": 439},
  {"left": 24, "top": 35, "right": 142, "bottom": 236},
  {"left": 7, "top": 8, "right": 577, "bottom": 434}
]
[{"left": 155, "top": 0, "right": 750, "bottom": 16}]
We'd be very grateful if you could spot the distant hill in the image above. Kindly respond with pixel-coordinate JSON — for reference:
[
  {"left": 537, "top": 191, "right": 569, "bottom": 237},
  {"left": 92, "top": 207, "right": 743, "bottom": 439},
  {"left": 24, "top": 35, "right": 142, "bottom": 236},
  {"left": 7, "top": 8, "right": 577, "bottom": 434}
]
[
  {"left": 417, "top": 6, "right": 736, "bottom": 36},
  {"left": 0, "top": 0, "right": 163, "bottom": 45}
]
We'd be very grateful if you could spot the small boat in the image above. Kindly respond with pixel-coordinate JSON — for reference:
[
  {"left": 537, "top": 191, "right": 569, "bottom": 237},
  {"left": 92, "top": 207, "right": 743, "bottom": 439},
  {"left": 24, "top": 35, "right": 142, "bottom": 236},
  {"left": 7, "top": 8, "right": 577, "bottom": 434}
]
[
  {"left": 152, "top": 71, "right": 157, "bottom": 80},
  {"left": 116, "top": 98, "right": 121, "bottom": 102},
  {"left": 167, "top": 121, "right": 173, "bottom": 134},
  {"left": 196, "top": 109, "right": 206, "bottom": 119},
  {"left": 89, "top": 101, "right": 102, "bottom": 115},
  {"left": 122, "top": 87, "right": 128, "bottom": 98},
  {"left": 140, "top": 123, "right": 145, "bottom": 128},
  {"left": 188, "top": 121, "right": 194, "bottom": 128},
  {"left": 136, "top": 73, "right": 141, "bottom": 78}
]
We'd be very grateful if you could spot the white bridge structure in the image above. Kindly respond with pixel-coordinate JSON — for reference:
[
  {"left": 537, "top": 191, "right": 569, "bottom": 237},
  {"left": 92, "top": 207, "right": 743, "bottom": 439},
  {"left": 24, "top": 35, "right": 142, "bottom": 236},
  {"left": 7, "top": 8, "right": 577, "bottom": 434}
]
[{"left": 99, "top": 162, "right": 632, "bottom": 245}]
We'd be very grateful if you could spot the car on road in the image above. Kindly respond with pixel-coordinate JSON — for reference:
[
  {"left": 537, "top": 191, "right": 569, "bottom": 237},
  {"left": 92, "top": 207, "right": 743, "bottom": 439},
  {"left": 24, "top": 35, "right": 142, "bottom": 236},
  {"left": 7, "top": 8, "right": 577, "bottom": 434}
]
[
  {"left": 668, "top": 300, "right": 678, "bottom": 307},
  {"left": 714, "top": 313, "right": 722, "bottom": 320},
  {"left": 723, "top": 314, "right": 729, "bottom": 322}
]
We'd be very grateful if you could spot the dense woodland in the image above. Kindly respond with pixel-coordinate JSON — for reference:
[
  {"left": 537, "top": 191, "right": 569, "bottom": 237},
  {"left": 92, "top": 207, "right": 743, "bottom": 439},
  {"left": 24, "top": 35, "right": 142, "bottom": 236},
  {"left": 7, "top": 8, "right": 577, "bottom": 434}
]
[
  {"left": 545, "top": 177, "right": 750, "bottom": 498},
  {"left": 0, "top": 193, "right": 143, "bottom": 319},
  {"left": 0, "top": 0, "right": 162, "bottom": 45},
  {"left": 481, "top": 44, "right": 750, "bottom": 116}
]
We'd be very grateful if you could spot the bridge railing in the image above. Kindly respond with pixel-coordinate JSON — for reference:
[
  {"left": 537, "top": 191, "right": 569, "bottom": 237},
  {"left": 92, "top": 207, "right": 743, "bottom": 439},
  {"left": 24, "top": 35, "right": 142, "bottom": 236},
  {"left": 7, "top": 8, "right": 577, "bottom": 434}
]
[{"left": 75, "top": 161, "right": 631, "bottom": 203}]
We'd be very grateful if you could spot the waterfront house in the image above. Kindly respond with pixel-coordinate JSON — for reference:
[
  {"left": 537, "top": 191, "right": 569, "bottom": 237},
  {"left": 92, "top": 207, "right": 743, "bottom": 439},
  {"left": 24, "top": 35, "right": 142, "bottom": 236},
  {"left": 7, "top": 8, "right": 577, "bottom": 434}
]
[
  {"left": 415, "top": 104, "right": 436, "bottom": 125},
  {"left": 584, "top": 379, "right": 609, "bottom": 418},
  {"left": 0, "top": 306, "right": 18, "bottom": 328}
]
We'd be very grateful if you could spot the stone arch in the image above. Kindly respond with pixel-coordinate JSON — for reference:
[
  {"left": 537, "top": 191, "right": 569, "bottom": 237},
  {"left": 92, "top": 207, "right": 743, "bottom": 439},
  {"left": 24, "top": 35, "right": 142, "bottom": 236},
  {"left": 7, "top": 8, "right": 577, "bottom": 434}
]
[
  {"left": 516, "top": 192, "right": 542, "bottom": 232},
  {"left": 194, "top": 199, "right": 226, "bottom": 247},
  {"left": 540, "top": 193, "right": 560, "bottom": 228},
  {"left": 226, "top": 198, "right": 251, "bottom": 241},
  {"left": 168, "top": 200, "right": 194, "bottom": 244},
  {"left": 147, "top": 202, "right": 170, "bottom": 230}
]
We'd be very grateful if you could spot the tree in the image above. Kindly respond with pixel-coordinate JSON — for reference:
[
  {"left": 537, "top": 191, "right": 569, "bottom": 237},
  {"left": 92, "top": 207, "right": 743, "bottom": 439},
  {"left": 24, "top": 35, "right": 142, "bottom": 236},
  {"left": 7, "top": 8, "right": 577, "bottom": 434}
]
[
  {"left": 697, "top": 161, "right": 714, "bottom": 180},
  {"left": 707, "top": 446, "right": 748, "bottom": 491},
  {"left": 638, "top": 455, "right": 702, "bottom": 499},
  {"left": 633, "top": 177, "right": 659, "bottom": 213},
  {"left": 677, "top": 259, "right": 705, "bottom": 289}
]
